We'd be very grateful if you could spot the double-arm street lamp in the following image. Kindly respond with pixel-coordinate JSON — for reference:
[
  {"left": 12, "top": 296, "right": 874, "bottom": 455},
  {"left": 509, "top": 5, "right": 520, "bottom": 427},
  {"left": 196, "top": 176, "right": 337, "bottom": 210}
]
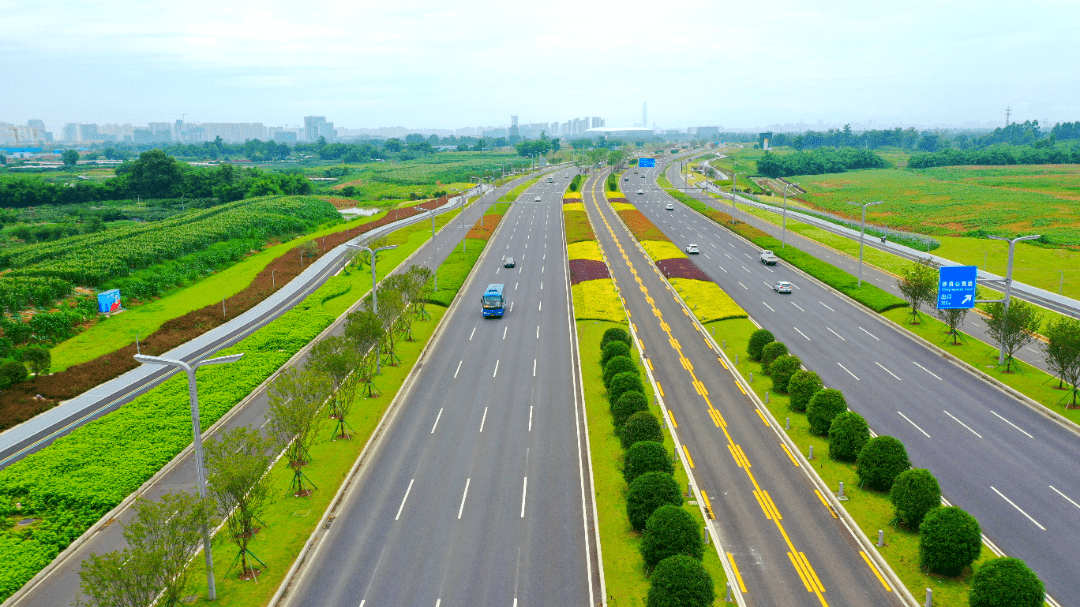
[
  {"left": 344, "top": 243, "right": 398, "bottom": 374},
  {"left": 780, "top": 181, "right": 800, "bottom": 248},
  {"left": 132, "top": 352, "right": 245, "bottom": 601},
  {"left": 983, "top": 234, "right": 1041, "bottom": 365},
  {"left": 845, "top": 200, "right": 883, "bottom": 287}
]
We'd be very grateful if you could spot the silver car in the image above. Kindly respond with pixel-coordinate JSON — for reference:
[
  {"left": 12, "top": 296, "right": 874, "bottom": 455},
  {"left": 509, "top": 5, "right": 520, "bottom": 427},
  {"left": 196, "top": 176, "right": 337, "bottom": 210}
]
[{"left": 772, "top": 281, "right": 792, "bottom": 294}]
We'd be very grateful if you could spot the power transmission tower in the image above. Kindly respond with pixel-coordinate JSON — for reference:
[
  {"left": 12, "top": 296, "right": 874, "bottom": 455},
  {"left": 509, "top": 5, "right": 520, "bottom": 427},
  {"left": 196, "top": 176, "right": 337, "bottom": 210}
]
[{"left": 1005, "top": 107, "right": 1011, "bottom": 126}]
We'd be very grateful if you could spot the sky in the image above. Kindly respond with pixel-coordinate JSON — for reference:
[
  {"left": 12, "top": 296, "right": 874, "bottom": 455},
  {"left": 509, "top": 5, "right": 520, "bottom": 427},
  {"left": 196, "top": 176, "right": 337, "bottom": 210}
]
[{"left": 4, "top": 0, "right": 1079, "bottom": 133}]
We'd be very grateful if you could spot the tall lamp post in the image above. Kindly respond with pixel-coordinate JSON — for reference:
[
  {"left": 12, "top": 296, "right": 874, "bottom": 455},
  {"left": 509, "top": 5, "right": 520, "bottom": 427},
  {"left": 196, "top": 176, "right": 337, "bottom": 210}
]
[
  {"left": 132, "top": 352, "right": 245, "bottom": 602},
  {"left": 984, "top": 234, "right": 1041, "bottom": 365},
  {"left": 846, "top": 200, "right": 883, "bottom": 287},
  {"left": 729, "top": 170, "right": 742, "bottom": 225},
  {"left": 344, "top": 243, "right": 398, "bottom": 374},
  {"left": 780, "top": 181, "right": 800, "bottom": 248}
]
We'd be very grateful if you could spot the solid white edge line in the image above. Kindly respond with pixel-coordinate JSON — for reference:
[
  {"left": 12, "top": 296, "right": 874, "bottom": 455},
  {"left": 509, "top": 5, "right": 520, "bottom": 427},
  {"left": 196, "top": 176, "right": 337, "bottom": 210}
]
[
  {"left": 395, "top": 478, "right": 415, "bottom": 521},
  {"left": 942, "top": 410, "right": 982, "bottom": 438},
  {"left": 898, "top": 411, "right": 931, "bottom": 438},
  {"left": 991, "top": 486, "right": 1046, "bottom": 530},
  {"left": 457, "top": 478, "right": 471, "bottom": 519},
  {"left": 430, "top": 408, "right": 443, "bottom": 434}
]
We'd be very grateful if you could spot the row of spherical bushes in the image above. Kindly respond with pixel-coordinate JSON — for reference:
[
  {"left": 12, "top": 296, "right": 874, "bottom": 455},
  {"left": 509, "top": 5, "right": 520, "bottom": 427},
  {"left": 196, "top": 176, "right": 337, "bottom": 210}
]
[
  {"left": 600, "top": 327, "right": 714, "bottom": 607},
  {"left": 747, "top": 328, "right": 1044, "bottom": 606}
]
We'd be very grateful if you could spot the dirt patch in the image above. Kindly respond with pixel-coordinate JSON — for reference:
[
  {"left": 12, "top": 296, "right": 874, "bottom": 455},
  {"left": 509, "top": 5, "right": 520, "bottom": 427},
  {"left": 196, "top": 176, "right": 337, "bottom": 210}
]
[
  {"left": 330, "top": 178, "right": 365, "bottom": 190},
  {"left": 323, "top": 197, "right": 358, "bottom": 209},
  {"left": 655, "top": 258, "right": 712, "bottom": 282},
  {"left": 568, "top": 259, "right": 610, "bottom": 285}
]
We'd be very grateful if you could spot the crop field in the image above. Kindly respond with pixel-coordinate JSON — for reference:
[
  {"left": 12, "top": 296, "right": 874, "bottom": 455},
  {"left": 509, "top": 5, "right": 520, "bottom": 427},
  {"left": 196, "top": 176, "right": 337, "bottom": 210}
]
[{"left": 315, "top": 152, "right": 520, "bottom": 201}]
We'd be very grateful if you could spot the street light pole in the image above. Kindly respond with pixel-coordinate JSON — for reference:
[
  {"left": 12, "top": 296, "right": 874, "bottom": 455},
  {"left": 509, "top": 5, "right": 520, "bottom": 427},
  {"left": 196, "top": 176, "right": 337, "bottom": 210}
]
[
  {"left": 132, "top": 352, "right": 245, "bottom": 602},
  {"left": 986, "top": 234, "right": 1041, "bottom": 365},
  {"left": 429, "top": 210, "right": 438, "bottom": 291},
  {"left": 344, "top": 243, "right": 398, "bottom": 374},
  {"left": 845, "top": 200, "right": 883, "bottom": 287},
  {"left": 730, "top": 171, "right": 741, "bottom": 225},
  {"left": 781, "top": 181, "right": 800, "bottom": 248}
]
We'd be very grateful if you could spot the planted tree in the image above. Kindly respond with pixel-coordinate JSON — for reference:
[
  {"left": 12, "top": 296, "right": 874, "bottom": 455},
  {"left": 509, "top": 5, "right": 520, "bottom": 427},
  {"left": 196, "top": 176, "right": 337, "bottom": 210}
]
[
  {"left": 0, "top": 361, "right": 28, "bottom": 387},
  {"left": 344, "top": 309, "right": 384, "bottom": 397},
  {"left": 969, "top": 557, "right": 1045, "bottom": 607},
  {"left": 897, "top": 258, "right": 937, "bottom": 324},
  {"left": 768, "top": 354, "right": 802, "bottom": 393},
  {"left": 266, "top": 366, "right": 330, "bottom": 495},
  {"left": 829, "top": 411, "right": 870, "bottom": 461},
  {"left": 601, "top": 327, "right": 633, "bottom": 350},
  {"left": 641, "top": 506, "right": 703, "bottom": 570},
  {"left": 368, "top": 281, "right": 406, "bottom": 367},
  {"left": 622, "top": 440, "right": 673, "bottom": 483},
  {"left": 383, "top": 273, "right": 416, "bottom": 345},
  {"left": 601, "top": 340, "right": 631, "bottom": 366},
  {"left": 747, "top": 329, "right": 774, "bottom": 361},
  {"left": 1044, "top": 316, "right": 1080, "bottom": 407},
  {"left": 919, "top": 506, "right": 982, "bottom": 576},
  {"left": 983, "top": 299, "right": 1041, "bottom": 373},
  {"left": 889, "top": 468, "right": 941, "bottom": 530},
  {"left": 609, "top": 371, "right": 645, "bottom": 404},
  {"left": 806, "top": 388, "right": 847, "bottom": 435},
  {"left": 620, "top": 412, "right": 664, "bottom": 450},
  {"left": 307, "top": 336, "right": 360, "bottom": 439},
  {"left": 935, "top": 305, "right": 968, "bottom": 345},
  {"left": 77, "top": 493, "right": 213, "bottom": 607},
  {"left": 760, "top": 341, "right": 788, "bottom": 374},
  {"left": 787, "top": 370, "right": 823, "bottom": 412},
  {"left": 626, "top": 471, "right": 683, "bottom": 531},
  {"left": 646, "top": 555, "right": 715, "bottom": 607},
  {"left": 20, "top": 346, "right": 51, "bottom": 378},
  {"left": 603, "top": 355, "right": 637, "bottom": 387},
  {"left": 856, "top": 435, "right": 910, "bottom": 491},
  {"left": 204, "top": 426, "right": 275, "bottom": 579},
  {"left": 611, "top": 390, "right": 649, "bottom": 428},
  {"left": 405, "top": 265, "right": 434, "bottom": 320}
]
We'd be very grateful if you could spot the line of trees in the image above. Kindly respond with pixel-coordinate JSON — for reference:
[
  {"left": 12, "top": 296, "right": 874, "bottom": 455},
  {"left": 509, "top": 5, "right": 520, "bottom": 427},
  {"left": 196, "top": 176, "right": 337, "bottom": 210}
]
[
  {"left": 908, "top": 142, "right": 1080, "bottom": 168},
  {"left": 754, "top": 148, "right": 891, "bottom": 178}
]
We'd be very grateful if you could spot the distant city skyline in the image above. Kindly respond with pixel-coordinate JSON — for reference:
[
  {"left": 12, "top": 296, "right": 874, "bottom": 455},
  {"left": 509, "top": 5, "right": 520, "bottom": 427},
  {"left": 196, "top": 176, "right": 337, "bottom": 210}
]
[{"left": 3, "top": 1, "right": 1077, "bottom": 134}]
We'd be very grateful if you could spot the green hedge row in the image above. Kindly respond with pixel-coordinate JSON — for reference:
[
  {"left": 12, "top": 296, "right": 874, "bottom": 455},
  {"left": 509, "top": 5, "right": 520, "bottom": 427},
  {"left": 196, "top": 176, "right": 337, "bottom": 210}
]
[{"left": 428, "top": 239, "right": 485, "bottom": 307}]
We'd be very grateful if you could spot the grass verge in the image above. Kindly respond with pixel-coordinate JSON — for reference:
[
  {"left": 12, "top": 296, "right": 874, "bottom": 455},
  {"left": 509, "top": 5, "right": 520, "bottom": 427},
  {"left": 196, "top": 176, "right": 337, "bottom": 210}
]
[{"left": 498, "top": 175, "right": 543, "bottom": 202}]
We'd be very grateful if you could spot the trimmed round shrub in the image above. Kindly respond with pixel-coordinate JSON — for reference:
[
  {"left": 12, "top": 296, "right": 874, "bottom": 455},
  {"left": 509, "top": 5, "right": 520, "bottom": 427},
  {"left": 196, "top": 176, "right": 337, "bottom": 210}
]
[
  {"left": 747, "top": 329, "right": 774, "bottom": 361},
  {"left": 829, "top": 411, "right": 870, "bottom": 462},
  {"left": 760, "top": 341, "right": 788, "bottom": 374},
  {"left": 611, "top": 390, "right": 648, "bottom": 428},
  {"left": 623, "top": 441, "right": 674, "bottom": 484},
  {"left": 642, "top": 506, "right": 703, "bottom": 569},
  {"left": 627, "top": 471, "right": 682, "bottom": 531},
  {"left": 889, "top": 468, "right": 941, "bottom": 530},
  {"left": 646, "top": 555, "right": 714, "bottom": 607},
  {"left": 620, "top": 412, "right": 664, "bottom": 450},
  {"left": 806, "top": 388, "right": 848, "bottom": 435},
  {"left": 969, "top": 557, "right": 1045, "bottom": 607},
  {"left": 787, "top": 370, "right": 823, "bottom": 412},
  {"left": 919, "top": 506, "right": 982, "bottom": 576},
  {"left": 602, "top": 327, "right": 633, "bottom": 350},
  {"left": 768, "top": 354, "right": 802, "bottom": 393},
  {"left": 609, "top": 372, "right": 645, "bottom": 405},
  {"left": 0, "top": 361, "right": 28, "bottom": 388},
  {"left": 603, "top": 355, "right": 637, "bottom": 387},
  {"left": 856, "top": 435, "right": 910, "bottom": 491},
  {"left": 601, "top": 340, "right": 631, "bottom": 366}
]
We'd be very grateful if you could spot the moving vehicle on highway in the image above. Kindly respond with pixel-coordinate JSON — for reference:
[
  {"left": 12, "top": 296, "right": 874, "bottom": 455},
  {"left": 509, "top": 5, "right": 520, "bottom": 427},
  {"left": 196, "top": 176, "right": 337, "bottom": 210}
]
[
  {"left": 504, "top": 256, "right": 515, "bottom": 268},
  {"left": 534, "top": 195, "right": 542, "bottom": 202},
  {"left": 637, "top": 189, "right": 644, "bottom": 195},
  {"left": 760, "top": 250, "right": 779, "bottom": 265},
  {"left": 685, "top": 244, "right": 699, "bottom": 254},
  {"left": 665, "top": 203, "right": 674, "bottom": 210},
  {"left": 482, "top": 283, "right": 506, "bottom": 317},
  {"left": 772, "top": 280, "right": 792, "bottom": 293}
]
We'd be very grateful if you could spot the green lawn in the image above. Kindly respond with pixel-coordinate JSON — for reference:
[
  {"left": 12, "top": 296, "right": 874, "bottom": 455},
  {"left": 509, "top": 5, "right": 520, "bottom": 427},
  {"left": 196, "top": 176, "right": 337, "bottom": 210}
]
[{"left": 498, "top": 175, "right": 544, "bottom": 202}]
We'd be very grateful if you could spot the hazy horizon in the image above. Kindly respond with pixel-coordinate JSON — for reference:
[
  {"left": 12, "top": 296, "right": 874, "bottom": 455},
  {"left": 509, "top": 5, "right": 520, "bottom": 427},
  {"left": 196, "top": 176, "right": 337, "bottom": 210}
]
[{"left": 4, "top": 0, "right": 1078, "bottom": 133}]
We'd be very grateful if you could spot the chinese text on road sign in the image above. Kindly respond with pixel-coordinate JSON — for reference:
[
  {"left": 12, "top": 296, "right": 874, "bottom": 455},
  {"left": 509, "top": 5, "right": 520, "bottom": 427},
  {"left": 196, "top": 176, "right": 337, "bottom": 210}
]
[{"left": 937, "top": 266, "right": 977, "bottom": 309}]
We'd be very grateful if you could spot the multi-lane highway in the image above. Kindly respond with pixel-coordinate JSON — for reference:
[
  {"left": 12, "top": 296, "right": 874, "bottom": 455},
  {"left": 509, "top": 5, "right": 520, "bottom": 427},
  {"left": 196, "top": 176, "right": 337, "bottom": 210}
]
[
  {"left": 630, "top": 158, "right": 1079, "bottom": 605},
  {"left": 279, "top": 174, "right": 602, "bottom": 606}
]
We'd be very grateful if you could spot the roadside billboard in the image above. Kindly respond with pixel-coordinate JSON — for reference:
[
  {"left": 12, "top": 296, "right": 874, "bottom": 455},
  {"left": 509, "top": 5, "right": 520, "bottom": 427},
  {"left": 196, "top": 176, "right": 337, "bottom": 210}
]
[{"left": 639, "top": 158, "right": 656, "bottom": 167}]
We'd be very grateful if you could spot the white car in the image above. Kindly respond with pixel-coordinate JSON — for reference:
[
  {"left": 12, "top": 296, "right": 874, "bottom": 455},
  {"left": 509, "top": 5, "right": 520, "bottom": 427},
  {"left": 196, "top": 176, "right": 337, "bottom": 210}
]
[
  {"left": 665, "top": 203, "right": 674, "bottom": 210},
  {"left": 534, "top": 195, "right": 541, "bottom": 202},
  {"left": 773, "top": 281, "right": 792, "bottom": 294},
  {"left": 685, "top": 244, "right": 699, "bottom": 255},
  {"left": 637, "top": 189, "right": 644, "bottom": 195}
]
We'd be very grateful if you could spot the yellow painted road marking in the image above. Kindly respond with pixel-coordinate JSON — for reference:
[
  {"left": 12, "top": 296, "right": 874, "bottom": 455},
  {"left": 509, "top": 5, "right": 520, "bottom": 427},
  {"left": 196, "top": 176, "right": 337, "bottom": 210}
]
[
  {"left": 668, "top": 409, "right": 677, "bottom": 428},
  {"left": 763, "top": 490, "right": 783, "bottom": 520},
  {"left": 683, "top": 307, "right": 690, "bottom": 316},
  {"left": 719, "top": 358, "right": 729, "bottom": 370},
  {"left": 646, "top": 358, "right": 654, "bottom": 370},
  {"left": 683, "top": 445, "right": 695, "bottom": 468},
  {"left": 704, "top": 337, "right": 712, "bottom": 348},
  {"left": 860, "top": 551, "right": 892, "bottom": 591},
  {"left": 736, "top": 444, "right": 751, "bottom": 468},
  {"left": 728, "top": 443, "right": 741, "bottom": 466},
  {"left": 728, "top": 553, "right": 748, "bottom": 593},
  {"left": 710, "top": 409, "right": 724, "bottom": 427},
  {"left": 788, "top": 551, "right": 814, "bottom": 592},
  {"left": 781, "top": 443, "right": 801, "bottom": 467},
  {"left": 632, "top": 322, "right": 637, "bottom": 333},
  {"left": 736, "top": 380, "right": 747, "bottom": 395},
  {"left": 756, "top": 409, "right": 770, "bottom": 426},
  {"left": 700, "top": 490, "right": 715, "bottom": 519},
  {"left": 754, "top": 490, "right": 772, "bottom": 520},
  {"left": 815, "top": 490, "right": 838, "bottom": 518},
  {"left": 656, "top": 382, "right": 664, "bottom": 397},
  {"left": 799, "top": 552, "right": 826, "bottom": 593}
]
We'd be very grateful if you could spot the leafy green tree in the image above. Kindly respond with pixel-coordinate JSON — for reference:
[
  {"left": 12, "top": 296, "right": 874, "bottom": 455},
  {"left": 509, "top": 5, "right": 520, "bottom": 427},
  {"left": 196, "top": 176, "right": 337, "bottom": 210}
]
[
  {"left": 806, "top": 388, "right": 847, "bottom": 435},
  {"left": 204, "top": 427, "right": 275, "bottom": 579},
  {"left": 127, "top": 149, "right": 184, "bottom": 198},
  {"left": 77, "top": 492, "right": 214, "bottom": 607},
  {"left": 611, "top": 390, "right": 648, "bottom": 428},
  {"left": 897, "top": 259, "right": 938, "bottom": 324},
  {"left": 343, "top": 309, "right": 384, "bottom": 397},
  {"left": 307, "top": 336, "right": 360, "bottom": 439},
  {"left": 620, "top": 412, "right": 665, "bottom": 450},
  {"left": 829, "top": 411, "right": 870, "bottom": 461},
  {"left": 984, "top": 299, "right": 1041, "bottom": 372},
  {"left": 641, "top": 506, "right": 703, "bottom": 570},
  {"left": 919, "top": 506, "right": 982, "bottom": 576},
  {"left": 266, "top": 366, "right": 330, "bottom": 495},
  {"left": 969, "top": 557, "right": 1045, "bottom": 607},
  {"left": 0, "top": 361, "right": 28, "bottom": 387},
  {"left": 601, "top": 340, "right": 631, "bottom": 366},
  {"left": 935, "top": 304, "right": 968, "bottom": 345},
  {"left": 609, "top": 371, "right": 645, "bottom": 405},
  {"left": 601, "top": 327, "right": 632, "bottom": 350},
  {"left": 20, "top": 346, "right": 51, "bottom": 378},
  {"left": 857, "top": 435, "right": 911, "bottom": 491},
  {"left": 747, "top": 329, "right": 774, "bottom": 361},
  {"left": 646, "top": 555, "right": 715, "bottom": 607},
  {"left": 627, "top": 471, "right": 682, "bottom": 531},
  {"left": 603, "top": 355, "right": 637, "bottom": 387},
  {"left": 787, "top": 370, "right": 823, "bottom": 412},
  {"left": 622, "top": 440, "right": 673, "bottom": 483},
  {"left": 62, "top": 149, "right": 79, "bottom": 166},
  {"left": 760, "top": 341, "right": 788, "bottom": 374},
  {"left": 768, "top": 354, "right": 802, "bottom": 393},
  {"left": 1044, "top": 316, "right": 1080, "bottom": 407},
  {"left": 368, "top": 280, "right": 406, "bottom": 366},
  {"left": 890, "top": 468, "right": 941, "bottom": 530}
]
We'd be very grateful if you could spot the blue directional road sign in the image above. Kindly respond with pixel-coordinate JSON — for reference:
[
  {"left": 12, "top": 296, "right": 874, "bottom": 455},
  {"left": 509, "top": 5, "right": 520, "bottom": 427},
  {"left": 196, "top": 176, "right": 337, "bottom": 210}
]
[
  {"left": 937, "top": 265, "right": 977, "bottom": 309},
  {"left": 639, "top": 158, "right": 656, "bottom": 167}
]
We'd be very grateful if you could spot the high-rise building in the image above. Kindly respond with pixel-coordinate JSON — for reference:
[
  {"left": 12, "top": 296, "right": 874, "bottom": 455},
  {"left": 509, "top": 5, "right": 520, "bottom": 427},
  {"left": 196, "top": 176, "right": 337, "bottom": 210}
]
[
  {"left": 304, "top": 116, "right": 326, "bottom": 142},
  {"left": 316, "top": 121, "right": 336, "bottom": 142}
]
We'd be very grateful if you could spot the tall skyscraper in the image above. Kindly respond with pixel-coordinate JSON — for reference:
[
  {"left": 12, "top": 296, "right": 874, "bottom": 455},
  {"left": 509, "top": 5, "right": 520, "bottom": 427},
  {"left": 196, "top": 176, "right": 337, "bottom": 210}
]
[{"left": 304, "top": 116, "right": 326, "bottom": 142}]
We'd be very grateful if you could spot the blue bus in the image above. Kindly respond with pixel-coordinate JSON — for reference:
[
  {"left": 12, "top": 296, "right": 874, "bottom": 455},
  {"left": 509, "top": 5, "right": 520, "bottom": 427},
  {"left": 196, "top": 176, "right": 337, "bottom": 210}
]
[{"left": 482, "top": 284, "right": 505, "bottom": 317}]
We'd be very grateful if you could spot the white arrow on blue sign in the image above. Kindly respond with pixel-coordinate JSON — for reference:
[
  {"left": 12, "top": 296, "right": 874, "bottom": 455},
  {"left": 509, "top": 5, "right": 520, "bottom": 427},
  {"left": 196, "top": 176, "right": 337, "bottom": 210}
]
[{"left": 937, "top": 266, "right": 977, "bottom": 309}]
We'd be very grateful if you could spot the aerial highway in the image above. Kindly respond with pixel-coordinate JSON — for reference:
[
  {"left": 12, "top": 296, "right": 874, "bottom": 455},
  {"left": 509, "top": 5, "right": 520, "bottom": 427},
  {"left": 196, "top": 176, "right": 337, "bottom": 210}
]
[
  {"left": 278, "top": 173, "right": 601, "bottom": 606},
  {"left": 627, "top": 158, "right": 1078, "bottom": 605}
]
